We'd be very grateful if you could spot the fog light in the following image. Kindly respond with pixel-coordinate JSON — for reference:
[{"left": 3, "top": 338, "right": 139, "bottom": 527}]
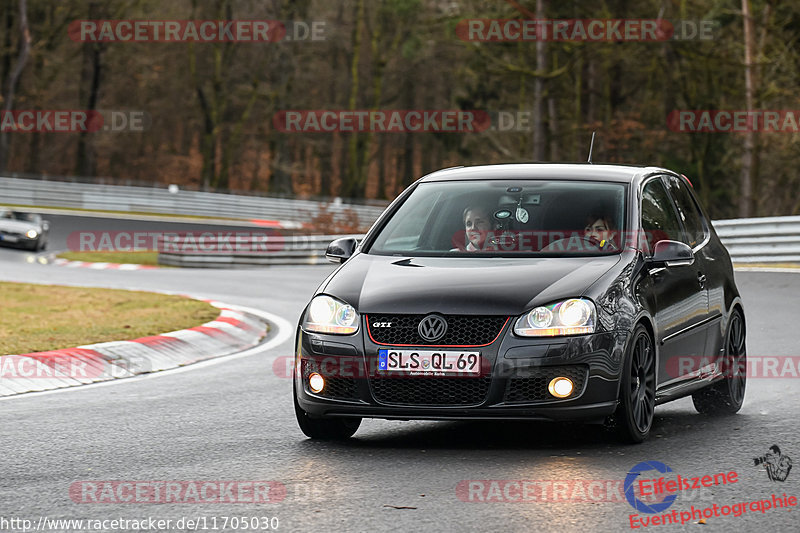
[
  {"left": 548, "top": 377, "right": 574, "bottom": 398},
  {"left": 308, "top": 372, "right": 325, "bottom": 393}
]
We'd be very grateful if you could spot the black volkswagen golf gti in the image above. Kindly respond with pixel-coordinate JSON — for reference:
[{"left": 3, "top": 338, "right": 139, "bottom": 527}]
[{"left": 293, "top": 164, "right": 746, "bottom": 443}]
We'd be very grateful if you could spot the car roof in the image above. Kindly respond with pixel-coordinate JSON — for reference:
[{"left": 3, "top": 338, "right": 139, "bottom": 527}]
[{"left": 418, "top": 163, "right": 674, "bottom": 184}]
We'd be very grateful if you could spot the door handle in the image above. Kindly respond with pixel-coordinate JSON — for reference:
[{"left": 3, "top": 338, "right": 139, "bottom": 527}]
[{"left": 697, "top": 272, "right": 707, "bottom": 288}]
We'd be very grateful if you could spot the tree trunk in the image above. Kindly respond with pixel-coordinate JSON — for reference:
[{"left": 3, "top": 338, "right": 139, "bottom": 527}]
[
  {"left": 344, "top": 0, "right": 365, "bottom": 198},
  {"left": 532, "top": 0, "right": 547, "bottom": 160},
  {"left": 376, "top": 135, "right": 386, "bottom": 199},
  {"left": 573, "top": 47, "right": 582, "bottom": 159},
  {"left": 739, "top": 0, "right": 756, "bottom": 218},
  {"left": 547, "top": 53, "right": 559, "bottom": 160},
  {"left": 75, "top": 11, "right": 103, "bottom": 178},
  {"left": 0, "top": 0, "right": 31, "bottom": 172}
]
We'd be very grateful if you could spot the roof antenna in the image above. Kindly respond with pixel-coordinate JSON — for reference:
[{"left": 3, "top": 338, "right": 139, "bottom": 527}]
[{"left": 587, "top": 131, "right": 596, "bottom": 164}]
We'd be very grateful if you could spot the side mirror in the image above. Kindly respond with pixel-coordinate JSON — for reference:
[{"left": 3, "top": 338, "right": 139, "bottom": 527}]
[
  {"left": 648, "top": 240, "right": 694, "bottom": 267},
  {"left": 42, "top": 220, "right": 50, "bottom": 231},
  {"left": 325, "top": 237, "right": 359, "bottom": 263}
]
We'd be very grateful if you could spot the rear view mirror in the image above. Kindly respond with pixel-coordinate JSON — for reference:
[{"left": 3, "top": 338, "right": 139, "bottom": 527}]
[
  {"left": 648, "top": 240, "right": 694, "bottom": 267},
  {"left": 325, "top": 237, "right": 359, "bottom": 263}
]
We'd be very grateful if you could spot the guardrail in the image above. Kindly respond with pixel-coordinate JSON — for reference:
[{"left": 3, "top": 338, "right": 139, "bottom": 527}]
[
  {"left": 156, "top": 234, "right": 363, "bottom": 268},
  {"left": 0, "top": 176, "right": 387, "bottom": 231},
  {"left": 713, "top": 216, "right": 800, "bottom": 263}
]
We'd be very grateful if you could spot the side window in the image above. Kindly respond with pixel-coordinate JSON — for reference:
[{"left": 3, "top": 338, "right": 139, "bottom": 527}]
[
  {"left": 664, "top": 175, "right": 707, "bottom": 248},
  {"left": 373, "top": 191, "right": 441, "bottom": 250},
  {"left": 640, "top": 178, "right": 685, "bottom": 253}
]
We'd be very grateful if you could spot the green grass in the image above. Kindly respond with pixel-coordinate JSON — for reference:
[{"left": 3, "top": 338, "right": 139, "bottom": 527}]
[
  {"left": 0, "top": 282, "right": 220, "bottom": 354},
  {"left": 733, "top": 262, "right": 800, "bottom": 269},
  {"left": 57, "top": 251, "right": 162, "bottom": 266}
]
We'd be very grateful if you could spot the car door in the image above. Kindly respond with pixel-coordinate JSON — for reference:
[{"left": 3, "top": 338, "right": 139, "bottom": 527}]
[
  {"left": 640, "top": 176, "right": 710, "bottom": 387},
  {"left": 661, "top": 174, "right": 723, "bottom": 358}
]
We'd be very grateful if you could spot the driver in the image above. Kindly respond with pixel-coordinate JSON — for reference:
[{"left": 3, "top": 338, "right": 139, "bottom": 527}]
[
  {"left": 584, "top": 214, "right": 618, "bottom": 250},
  {"left": 461, "top": 205, "right": 493, "bottom": 251}
]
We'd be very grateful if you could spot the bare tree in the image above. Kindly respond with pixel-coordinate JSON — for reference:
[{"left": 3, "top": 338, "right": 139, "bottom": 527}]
[
  {"left": 0, "top": 0, "right": 31, "bottom": 171},
  {"left": 532, "top": 0, "right": 546, "bottom": 160},
  {"left": 739, "top": 0, "right": 756, "bottom": 217}
]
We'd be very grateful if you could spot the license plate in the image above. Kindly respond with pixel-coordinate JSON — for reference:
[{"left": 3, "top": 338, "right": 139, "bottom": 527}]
[
  {"left": 378, "top": 349, "right": 481, "bottom": 375},
  {"left": 0, "top": 235, "right": 17, "bottom": 242}
]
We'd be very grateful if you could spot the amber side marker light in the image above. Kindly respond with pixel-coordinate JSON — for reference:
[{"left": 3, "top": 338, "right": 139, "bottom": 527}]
[
  {"left": 548, "top": 377, "right": 574, "bottom": 398},
  {"left": 308, "top": 372, "right": 325, "bottom": 393}
]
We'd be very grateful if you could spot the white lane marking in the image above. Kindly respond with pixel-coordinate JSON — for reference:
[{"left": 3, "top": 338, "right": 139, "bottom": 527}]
[{"left": 0, "top": 302, "right": 293, "bottom": 401}]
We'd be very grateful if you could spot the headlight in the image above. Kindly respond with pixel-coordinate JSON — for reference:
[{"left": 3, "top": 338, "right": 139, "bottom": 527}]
[
  {"left": 514, "top": 298, "right": 596, "bottom": 337},
  {"left": 26, "top": 229, "right": 38, "bottom": 239},
  {"left": 302, "top": 295, "right": 359, "bottom": 335}
]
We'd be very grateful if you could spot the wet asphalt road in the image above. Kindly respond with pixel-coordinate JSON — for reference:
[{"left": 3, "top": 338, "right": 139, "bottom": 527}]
[{"left": 0, "top": 213, "right": 798, "bottom": 533}]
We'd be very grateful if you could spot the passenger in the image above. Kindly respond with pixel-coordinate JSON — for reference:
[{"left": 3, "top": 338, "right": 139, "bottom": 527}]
[{"left": 584, "top": 214, "right": 618, "bottom": 250}]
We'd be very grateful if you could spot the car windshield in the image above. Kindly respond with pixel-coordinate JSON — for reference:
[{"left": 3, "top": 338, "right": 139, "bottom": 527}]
[
  {"left": 0, "top": 210, "right": 39, "bottom": 223},
  {"left": 367, "top": 180, "right": 627, "bottom": 257}
]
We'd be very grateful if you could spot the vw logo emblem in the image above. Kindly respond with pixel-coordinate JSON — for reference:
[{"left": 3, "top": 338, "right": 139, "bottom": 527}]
[{"left": 418, "top": 314, "right": 447, "bottom": 342}]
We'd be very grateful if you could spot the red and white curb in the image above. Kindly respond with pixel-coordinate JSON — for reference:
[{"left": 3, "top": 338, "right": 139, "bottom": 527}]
[
  {"left": 250, "top": 218, "right": 307, "bottom": 230},
  {"left": 52, "top": 258, "right": 158, "bottom": 270},
  {"left": 0, "top": 300, "right": 268, "bottom": 397}
]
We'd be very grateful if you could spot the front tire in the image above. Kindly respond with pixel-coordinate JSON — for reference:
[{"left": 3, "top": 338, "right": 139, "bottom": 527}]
[
  {"left": 692, "top": 310, "right": 746, "bottom": 415},
  {"left": 294, "top": 386, "right": 361, "bottom": 440},
  {"left": 611, "top": 324, "right": 656, "bottom": 443}
]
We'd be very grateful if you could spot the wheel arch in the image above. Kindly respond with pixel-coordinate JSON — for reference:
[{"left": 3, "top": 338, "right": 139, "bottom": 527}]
[{"left": 613, "top": 313, "right": 657, "bottom": 399}]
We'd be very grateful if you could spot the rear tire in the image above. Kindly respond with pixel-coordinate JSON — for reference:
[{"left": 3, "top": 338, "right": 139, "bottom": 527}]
[
  {"left": 692, "top": 310, "right": 746, "bottom": 415},
  {"left": 294, "top": 385, "right": 361, "bottom": 440},
  {"left": 609, "top": 325, "right": 656, "bottom": 443}
]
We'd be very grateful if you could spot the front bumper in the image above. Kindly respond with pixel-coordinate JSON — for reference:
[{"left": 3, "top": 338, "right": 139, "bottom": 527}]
[
  {"left": 294, "top": 323, "right": 629, "bottom": 423},
  {"left": 0, "top": 232, "right": 36, "bottom": 246}
]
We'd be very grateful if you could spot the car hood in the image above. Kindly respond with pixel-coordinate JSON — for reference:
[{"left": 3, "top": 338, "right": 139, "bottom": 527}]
[
  {"left": 321, "top": 253, "right": 622, "bottom": 316},
  {"left": 0, "top": 220, "right": 37, "bottom": 233}
]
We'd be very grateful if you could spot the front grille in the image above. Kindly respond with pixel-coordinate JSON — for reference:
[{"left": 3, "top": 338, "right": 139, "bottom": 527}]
[
  {"left": 367, "top": 315, "right": 508, "bottom": 346},
  {"left": 370, "top": 376, "right": 492, "bottom": 406},
  {"left": 504, "top": 365, "right": 588, "bottom": 403},
  {"left": 301, "top": 359, "right": 359, "bottom": 401}
]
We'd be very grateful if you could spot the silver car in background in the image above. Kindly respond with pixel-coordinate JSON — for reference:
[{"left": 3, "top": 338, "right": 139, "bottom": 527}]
[{"left": 0, "top": 208, "right": 50, "bottom": 251}]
